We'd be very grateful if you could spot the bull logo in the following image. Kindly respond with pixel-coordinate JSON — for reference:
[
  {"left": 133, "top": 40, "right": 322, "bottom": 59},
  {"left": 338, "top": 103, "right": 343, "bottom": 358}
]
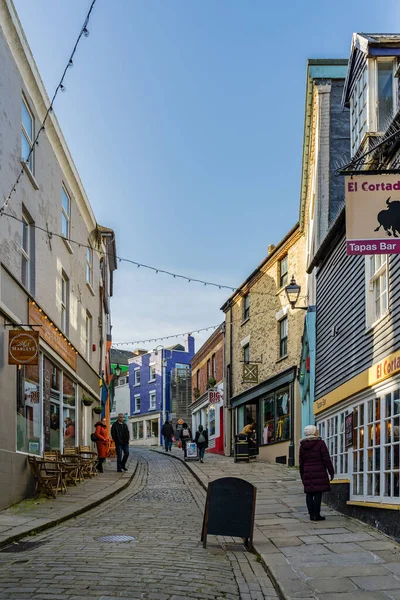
[{"left": 375, "top": 197, "right": 400, "bottom": 237}]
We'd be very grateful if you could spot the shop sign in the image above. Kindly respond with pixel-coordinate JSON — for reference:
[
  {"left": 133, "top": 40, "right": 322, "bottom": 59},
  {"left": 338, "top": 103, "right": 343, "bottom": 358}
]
[
  {"left": 315, "top": 347, "right": 400, "bottom": 415},
  {"left": 208, "top": 390, "right": 221, "bottom": 403},
  {"left": 345, "top": 174, "right": 400, "bottom": 255},
  {"left": 243, "top": 364, "right": 258, "bottom": 384},
  {"left": 29, "top": 302, "right": 77, "bottom": 370},
  {"left": 8, "top": 330, "right": 39, "bottom": 365},
  {"left": 344, "top": 412, "right": 354, "bottom": 449}
]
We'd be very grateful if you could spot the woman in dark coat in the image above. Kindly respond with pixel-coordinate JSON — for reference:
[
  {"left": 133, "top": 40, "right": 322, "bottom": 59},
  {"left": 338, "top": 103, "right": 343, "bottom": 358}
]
[
  {"left": 94, "top": 418, "right": 109, "bottom": 473},
  {"left": 299, "top": 425, "right": 334, "bottom": 521},
  {"left": 194, "top": 425, "right": 208, "bottom": 463}
]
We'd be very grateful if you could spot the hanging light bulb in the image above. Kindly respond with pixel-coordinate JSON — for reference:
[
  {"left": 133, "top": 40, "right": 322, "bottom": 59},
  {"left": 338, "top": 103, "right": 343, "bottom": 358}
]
[
  {"left": 68, "top": 59, "right": 73, "bottom": 68},
  {"left": 60, "top": 84, "right": 66, "bottom": 93},
  {"left": 83, "top": 27, "right": 90, "bottom": 37}
]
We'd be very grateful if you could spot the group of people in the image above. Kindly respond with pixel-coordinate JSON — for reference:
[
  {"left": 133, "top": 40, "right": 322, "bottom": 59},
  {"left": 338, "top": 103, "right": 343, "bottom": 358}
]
[
  {"left": 93, "top": 413, "right": 130, "bottom": 473},
  {"left": 161, "top": 421, "right": 209, "bottom": 462}
]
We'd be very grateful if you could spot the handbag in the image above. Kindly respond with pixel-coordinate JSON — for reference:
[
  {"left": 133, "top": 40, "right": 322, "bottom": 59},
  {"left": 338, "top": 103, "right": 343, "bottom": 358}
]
[
  {"left": 171, "top": 435, "right": 176, "bottom": 443},
  {"left": 177, "top": 440, "right": 182, "bottom": 449}
]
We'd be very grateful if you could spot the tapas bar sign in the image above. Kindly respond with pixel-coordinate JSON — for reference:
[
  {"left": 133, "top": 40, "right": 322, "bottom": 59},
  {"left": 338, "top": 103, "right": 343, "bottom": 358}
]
[{"left": 8, "top": 330, "right": 39, "bottom": 365}]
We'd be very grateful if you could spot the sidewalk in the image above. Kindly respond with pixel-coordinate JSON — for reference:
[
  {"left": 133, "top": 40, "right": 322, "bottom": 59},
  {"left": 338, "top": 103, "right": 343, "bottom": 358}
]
[
  {"left": 0, "top": 455, "right": 137, "bottom": 549},
  {"left": 153, "top": 447, "right": 400, "bottom": 600}
]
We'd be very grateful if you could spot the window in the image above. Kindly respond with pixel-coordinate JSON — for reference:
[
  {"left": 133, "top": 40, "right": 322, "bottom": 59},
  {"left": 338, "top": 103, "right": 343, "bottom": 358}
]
[
  {"left": 86, "top": 245, "right": 93, "bottom": 286},
  {"left": 149, "top": 391, "right": 156, "bottom": 410},
  {"left": 261, "top": 387, "right": 290, "bottom": 444},
  {"left": 350, "top": 68, "right": 367, "bottom": 154},
  {"left": 366, "top": 255, "right": 388, "bottom": 326},
  {"left": 17, "top": 363, "right": 41, "bottom": 455},
  {"left": 279, "top": 256, "right": 289, "bottom": 288},
  {"left": 212, "top": 354, "right": 216, "bottom": 379},
  {"left": 61, "top": 187, "right": 71, "bottom": 238},
  {"left": 61, "top": 271, "right": 69, "bottom": 335},
  {"left": 63, "top": 374, "right": 76, "bottom": 449},
  {"left": 196, "top": 369, "right": 200, "bottom": 390},
  {"left": 377, "top": 60, "right": 394, "bottom": 132},
  {"left": 134, "top": 395, "right": 140, "bottom": 413},
  {"left": 207, "top": 359, "right": 211, "bottom": 378},
  {"left": 21, "top": 97, "right": 34, "bottom": 172},
  {"left": 21, "top": 212, "right": 31, "bottom": 291},
  {"left": 243, "top": 344, "right": 250, "bottom": 364},
  {"left": 149, "top": 364, "right": 156, "bottom": 382},
  {"left": 118, "top": 376, "right": 127, "bottom": 386},
  {"left": 85, "top": 311, "right": 92, "bottom": 361},
  {"left": 279, "top": 317, "right": 288, "bottom": 358},
  {"left": 318, "top": 410, "right": 350, "bottom": 477},
  {"left": 243, "top": 294, "right": 250, "bottom": 320},
  {"left": 134, "top": 369, "right": 140, "bottom": 386}
]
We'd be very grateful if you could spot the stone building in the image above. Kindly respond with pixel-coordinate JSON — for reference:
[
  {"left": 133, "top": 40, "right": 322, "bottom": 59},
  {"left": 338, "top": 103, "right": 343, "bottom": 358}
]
[
  {"left": 0, "top": 0, "right": 117, "bottom": 508},
  {"left": 222, "top": 225, "right": 306, "bottom": 465},
  {"left": 190, "top": 325, "right": 224, "bottom": 454}
]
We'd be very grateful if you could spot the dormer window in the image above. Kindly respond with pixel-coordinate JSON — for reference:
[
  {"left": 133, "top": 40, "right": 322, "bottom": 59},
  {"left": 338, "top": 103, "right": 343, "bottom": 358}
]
[{"left": 349, "top": 58, "right": 397, "bottom": 155}]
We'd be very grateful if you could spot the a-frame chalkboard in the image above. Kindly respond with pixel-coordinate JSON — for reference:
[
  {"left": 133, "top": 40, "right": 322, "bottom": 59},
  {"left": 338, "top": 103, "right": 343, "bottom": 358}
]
[{"left": 201, "top": 477, "right": 257, "bottom": 550}]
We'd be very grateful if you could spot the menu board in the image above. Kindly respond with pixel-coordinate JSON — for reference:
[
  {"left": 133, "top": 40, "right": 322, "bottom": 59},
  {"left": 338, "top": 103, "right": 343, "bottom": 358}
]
[{"left": 345, "top": 412, "right": 354, "bottom": 449}]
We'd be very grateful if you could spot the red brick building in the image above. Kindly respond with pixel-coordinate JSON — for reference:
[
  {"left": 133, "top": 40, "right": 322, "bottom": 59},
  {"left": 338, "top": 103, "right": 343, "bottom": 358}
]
[{"left": 190, "top": 325, "right": 224, "bottom": 453}]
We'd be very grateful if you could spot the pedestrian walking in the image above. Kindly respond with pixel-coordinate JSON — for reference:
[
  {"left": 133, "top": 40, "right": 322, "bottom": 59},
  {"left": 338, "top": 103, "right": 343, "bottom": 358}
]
[
  {"left": 111, "top": 413, "right": 130, "bottom": 472},
  {"left": 94, "top": 417, "right": 109, "bottom": 473},
  {"left": 299, "top": 425, "right": 335, "bottom": 522},
  {"left": 179, "top": 422, "right": 192, "bottom": 458},
  {"left": 161, "top": 420, "right": 174, "bottom": 452},
  {"left": 194, "top": 424, "right": 208, "bottom": 463}
]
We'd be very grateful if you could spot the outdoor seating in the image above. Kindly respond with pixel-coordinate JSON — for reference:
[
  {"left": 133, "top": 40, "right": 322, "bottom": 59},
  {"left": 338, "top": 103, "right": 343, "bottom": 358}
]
[
  {"left": 43, "top": 451, "right": 81, "bottom": 486},
  {"left": 77, "top": 446, "right": 98, "bottom": 478},
  {"left": 27, "top": 456, "right": 63, "bottom": 499}
]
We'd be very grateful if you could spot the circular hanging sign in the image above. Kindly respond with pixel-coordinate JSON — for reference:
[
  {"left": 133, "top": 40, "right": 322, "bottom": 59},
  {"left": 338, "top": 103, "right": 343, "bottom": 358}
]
[{"left": 8, "top": 331, "right": 39, "bottom": 365}]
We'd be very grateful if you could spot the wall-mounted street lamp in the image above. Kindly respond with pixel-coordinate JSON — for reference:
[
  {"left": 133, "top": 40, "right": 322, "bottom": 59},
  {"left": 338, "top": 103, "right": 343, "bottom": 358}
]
[
  {"left": 285, "top": 276, "right": 308, "bottom": 311},
  {"left": 114, "top": 363, "right": 122, "bottom": 378}
]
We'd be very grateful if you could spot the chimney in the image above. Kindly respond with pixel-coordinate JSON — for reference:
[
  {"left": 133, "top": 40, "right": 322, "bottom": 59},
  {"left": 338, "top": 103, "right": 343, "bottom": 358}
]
[
  {"left": 184, "top": 334, "right": 195, "bottom": 357},
  {"left": 268, "top": 244, "right": 275, "bottom": 254}
]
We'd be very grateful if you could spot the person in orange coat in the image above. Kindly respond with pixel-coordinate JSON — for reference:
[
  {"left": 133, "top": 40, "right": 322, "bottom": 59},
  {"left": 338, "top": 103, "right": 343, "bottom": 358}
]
[{"left": 94, "top": 417, "right": 109, "bottom": 473}]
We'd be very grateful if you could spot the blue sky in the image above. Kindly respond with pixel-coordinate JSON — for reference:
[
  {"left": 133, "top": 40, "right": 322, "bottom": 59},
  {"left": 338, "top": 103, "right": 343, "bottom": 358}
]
[{"left": 13, "top": 0, "right": 399, "bottom": 351}]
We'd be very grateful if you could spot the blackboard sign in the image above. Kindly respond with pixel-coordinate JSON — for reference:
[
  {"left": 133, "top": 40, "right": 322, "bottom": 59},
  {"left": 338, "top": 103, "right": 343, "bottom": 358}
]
[
  {"left": 345, "top": 412, "right": 354, "bottom": 449},
  {"left": 201, "top": 477, "right": 256, "bottom": 549}
]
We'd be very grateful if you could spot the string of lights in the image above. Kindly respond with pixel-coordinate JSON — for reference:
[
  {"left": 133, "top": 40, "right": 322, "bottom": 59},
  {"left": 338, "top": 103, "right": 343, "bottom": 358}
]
[
  {"left": 0, "top": 0, "right": 98, "bottom": 217},
  {"left": 1, "top": 211, "right": 237, "bottom": 291}
]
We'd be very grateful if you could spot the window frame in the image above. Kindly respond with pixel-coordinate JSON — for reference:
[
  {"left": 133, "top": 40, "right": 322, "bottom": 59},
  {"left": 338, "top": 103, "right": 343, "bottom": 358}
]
[
  {"left": 134, "top": 368, "right": 141, "bottom": 386},
  {"left": 243, "top": 344, "right": 250, "bottom": 364},
  {"left": 365, "top": 255, "right": 389, "bottom": 328},
  {"left": 61, "top": 186, "right": 71, "bottom": 239},
  {"left": 134, "top": 394, "right": 141, "bottom": 413},
  {"left": 86, "top": 244, "right": 93, "bottom": 287},
  {"left": 61, "top": 271, "right": 69, "bottom": 335},
  {"left": 350, "top": 67, "right": 368, "bottom": 155},
  {"left": 375, "top": 58, "right": 397, "bottom": 133},
  {"left": 149, "top": 364, "right": 156, "bottom": 382},
  {"left": 207, "top": 359, "right": 211, "bottom": 379},
  {"left": 261, "top": 386, "right": 291, "bottom": 445},
  {"left": 149, "top": 391, "right": 156, "bottom": 411},
  {"left": 21, "top": 96, "right": 34, "bottom": 173},
  {"left": 21, "top": 211, "right": 31, "bottom": 291},
  {"left": 212, "top": 353, "right": 216, "bottom": 379},
  {"left": 279, "top": 256, "right": 289, "bottom": 288},
  {"left": 85, "top": 311, "right": 92, "bottom": 362},
  {"left": 243, "top": 294, "right": 250, "bottom": 321},
  {"left": 196, "top": 369, "right": 200, "bottom": 390},
  {"left": 279, "top": 317, "right": 288, "bottom": 359}
]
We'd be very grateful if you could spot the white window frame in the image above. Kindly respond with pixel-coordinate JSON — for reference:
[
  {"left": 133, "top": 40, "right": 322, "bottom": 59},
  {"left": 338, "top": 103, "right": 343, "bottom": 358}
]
[
  {"left": 61, "top": 186, "right": 71, "bottom": 239},
  {"left": 21, "top": 212, "right": 31, "bottom": 291},
  {"left": 61, "top": 271, "right": 69, "bottom": 335},
  {"left": 134, "top": 368, "right": 140, "bottom": 386},
  {"left": 279, "top": 317, "right": 288, "bottom": 359},
  {"left": 86, "top": 244, "right": 93, "bottom": 286},
  {"left": 118, "top": 376, "right": 127, "bottom": 386},
  {"left": 374, "top": 58, "right": 397, "bottom": 133},
  {"left": 319, "top": 410, "right": 350, "bottom": 478},
  {"left": 134, "top": 394, "right": 140, "bottom": 413},
  {"left": 149, "top": 391, "right": 156, "bottom": 411},
  {"left": 365, "top": 255, "right": 388, "bottom": 328},
  {"left": 85, "top": 311, "right": 92, "bottom": 361},
  {"left": 350, "top": 67, "right": 368, "bottom": 155},
  {"left": 149, "top": 364, "right": 156, "bottom": 382},
  {"left": 21, "top": 96, "right": 34, "bottom": 173},
  {"left": 279, "top": 255, "right": 289, "bottom": 288},
  {"left": 243, "top": 294, "right": 250, "bottom": 320}
]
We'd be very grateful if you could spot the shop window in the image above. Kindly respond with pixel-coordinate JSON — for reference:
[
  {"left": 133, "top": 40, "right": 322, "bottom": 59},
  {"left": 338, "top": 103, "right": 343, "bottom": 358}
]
[
  {"left": 208, "top": 405, "right": 216, "bottom": 436},
  {"left": 326, "top": 416, "right": 338, "bottom": 474},
  {"left": 138, "top": 421, "right": 144, "bottom": 439},
  {"left": 261, "top": 388, "right": 290, "bottom": 444},
  {"left": 63, "top": 374, "right": 76, "bottom": 449},
  {"left": 352, "top": 402, "right": 366, "bottom": 497},
  {"left": 146, "top": 420, "right": 151, "bottom": 438},
  {"left": 319, "top": 410, "right": 349, "bottom": 477},
  {"left": 383, "top": 390, "right": 400, "bottom": 499},
  {"left": 151, "top": 418, "right": 159, "bottom": 439},
  {"left": 132, "top": 422, "right": 138, "bottom": 439},
  {"left": 17, "top": 363, "right": 41, "bottom": 455},
  {"left": 49, "top": 361, "right": 61, "bottom": 451}
]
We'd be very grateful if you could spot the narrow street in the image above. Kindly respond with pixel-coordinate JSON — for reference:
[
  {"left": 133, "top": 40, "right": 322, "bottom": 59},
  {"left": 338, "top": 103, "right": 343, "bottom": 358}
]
[{"left": 0, "top": 450, "right": 277, "bottom": 600}]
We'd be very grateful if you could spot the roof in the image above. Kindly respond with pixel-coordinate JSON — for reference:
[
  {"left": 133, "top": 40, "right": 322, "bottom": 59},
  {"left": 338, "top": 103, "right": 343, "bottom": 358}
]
[
  {"left": 299, "top": 59, "right": 348, "bottom": 231},
  {"left": 220, "top": 223, "right": 300, "bottom": 312},
  {"left": 343, "top": 33, "right": 400, "bottom": 107},
  {"left": 110, "top": 348, "right": 134, "bottom": 365},
  {"left": 191, "top": 325, "right": 223, "bottom": 366}
]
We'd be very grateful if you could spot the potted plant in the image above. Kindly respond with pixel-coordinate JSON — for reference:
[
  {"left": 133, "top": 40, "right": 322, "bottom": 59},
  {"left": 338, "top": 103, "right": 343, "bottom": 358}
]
[
  {"left": 193, "top": 387, "right": 201, "bottom": 400},
  {"left": 93, "top": 405, "right": 102, "bottom": 415},
  {"left": 82, "top": 395, "right": 93, "bottom": 407},
  {"left": 207, "top": 377, "right": 216, "bottom": 390}
]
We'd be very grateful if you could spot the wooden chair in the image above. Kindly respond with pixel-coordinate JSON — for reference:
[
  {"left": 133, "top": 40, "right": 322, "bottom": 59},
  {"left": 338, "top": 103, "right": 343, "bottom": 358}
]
[
  {"left": 77, "top": 446, "right": 98, "bottom": 478},
  {"left": 40, "top": 458, "right": 67, "bottom": 495},
  {"left": 62, "top": 447, "right": 84, "bottom": 481},
  {"left": 43, "top": 451, "right": 81, "bottom": 486},
  {"left": 28, "top": 456, "right": 60, "bottom": 499}
]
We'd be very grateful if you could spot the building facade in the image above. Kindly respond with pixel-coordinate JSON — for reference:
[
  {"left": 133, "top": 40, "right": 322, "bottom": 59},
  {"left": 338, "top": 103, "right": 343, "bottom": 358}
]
[
  {"left": 222, "top": 225, "right": 306, "bottom": 465},
  {"left": 128, "top": 336, "right": 195, "bottom": 446},
  {"left": 297, "top": 59, "right": 349, "bottom": 430},
  {"left": 0, "top": 0, "right": 116, "bottom": 509},
  {"left": 110, "top": 348, "right": 134, "bottom": 420},
  {"left": 311, "top": 34, "right": 400, "bottom": 537},
  {"left": 190, "top": 326, "right": 224, "bottom": 454}
]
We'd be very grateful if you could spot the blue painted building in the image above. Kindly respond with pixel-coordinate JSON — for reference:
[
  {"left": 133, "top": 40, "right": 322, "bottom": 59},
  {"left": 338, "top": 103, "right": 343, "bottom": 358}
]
[{"left": 128, "top": 335, "right": 195, "bottom": 445}]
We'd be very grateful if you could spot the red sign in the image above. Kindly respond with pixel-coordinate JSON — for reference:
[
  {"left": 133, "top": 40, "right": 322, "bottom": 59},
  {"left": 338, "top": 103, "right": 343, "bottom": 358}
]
[{"left": 209, "top": 390, "right": 221, "bottom": 403}]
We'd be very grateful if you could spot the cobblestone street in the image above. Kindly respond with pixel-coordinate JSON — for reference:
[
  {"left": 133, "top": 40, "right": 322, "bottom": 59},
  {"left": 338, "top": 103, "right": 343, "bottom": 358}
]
[{"left": 0, "top": 449, "right": 277, "bottom": 600}]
